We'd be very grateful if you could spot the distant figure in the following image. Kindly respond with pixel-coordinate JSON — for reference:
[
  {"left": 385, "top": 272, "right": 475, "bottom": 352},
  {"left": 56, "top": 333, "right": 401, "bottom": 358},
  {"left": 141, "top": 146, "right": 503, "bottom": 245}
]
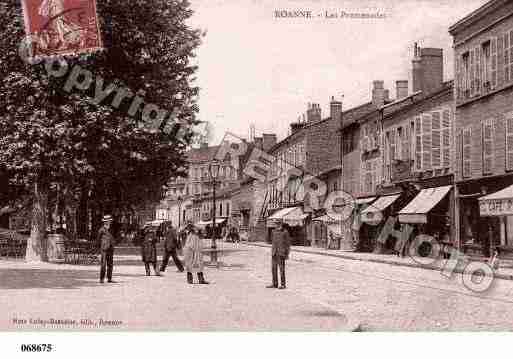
[
  {"left": 266, "top": 222, "right": 291, "bottom": 289},
  {"left": 141, "top": 227, "right": 161, "bottom": 276},
  {"left": 160, "top": 221, "right": 184, "bottom": 273},
  {"left": 183, "top": 223, "right": 209, "bottom": 284},
  {"left": 98, "top": 215, "right": 115, "bottom": 283}
]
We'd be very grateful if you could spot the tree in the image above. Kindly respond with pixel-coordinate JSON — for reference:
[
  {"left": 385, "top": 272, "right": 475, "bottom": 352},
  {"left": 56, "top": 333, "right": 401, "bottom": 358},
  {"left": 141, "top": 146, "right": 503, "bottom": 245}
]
[{"left": 0, "top": 0, "right": 202, "bottom": 261}]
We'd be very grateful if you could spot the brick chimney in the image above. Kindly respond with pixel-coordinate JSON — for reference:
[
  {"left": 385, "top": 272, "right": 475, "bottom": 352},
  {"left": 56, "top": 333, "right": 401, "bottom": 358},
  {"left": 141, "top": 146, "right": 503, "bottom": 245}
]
[
  {"left": 329, "top": 96, "right": 343, "bottom": 121},
  {"left": 372, "top": 80, "right": 385, "bottom": 107},
  {"left": 396, "top": 80, "right": 409, "bottom": 99},
  {"left": 262, "top": 133, "right": 277, "bottom": 152},
  {"left": 306, "top": 103, "right": 322, "bottom": 122},
  {"left": 412, "top": 43, "right": 443, "bottom": 95}
]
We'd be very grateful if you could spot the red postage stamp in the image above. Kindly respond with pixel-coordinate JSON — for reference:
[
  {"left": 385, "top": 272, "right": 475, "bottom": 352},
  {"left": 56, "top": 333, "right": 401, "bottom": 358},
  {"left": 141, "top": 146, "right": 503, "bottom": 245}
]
[{"left": 21, "top": 0, "right": 103, "bottom": 58}]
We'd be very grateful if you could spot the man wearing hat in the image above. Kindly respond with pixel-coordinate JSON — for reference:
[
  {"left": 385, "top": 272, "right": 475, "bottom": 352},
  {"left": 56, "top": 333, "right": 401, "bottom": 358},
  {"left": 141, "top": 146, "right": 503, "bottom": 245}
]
[{"left": 98, "top": 214, "right": 116, "bottom": 283}]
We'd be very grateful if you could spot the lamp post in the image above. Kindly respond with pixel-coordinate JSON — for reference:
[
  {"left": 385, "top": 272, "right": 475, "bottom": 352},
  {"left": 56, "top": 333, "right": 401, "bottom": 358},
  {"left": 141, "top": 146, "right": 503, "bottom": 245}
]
[
  {"left": 208, "top": 160, "right": 221, "bottom": 265},
  {"left": 177, "top": 195, "right": 183, "bottom": 229}
]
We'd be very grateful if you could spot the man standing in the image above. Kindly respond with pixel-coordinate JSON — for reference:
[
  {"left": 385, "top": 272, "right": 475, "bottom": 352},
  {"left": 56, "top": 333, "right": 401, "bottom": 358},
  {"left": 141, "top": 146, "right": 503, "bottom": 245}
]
[
  {"left": 267, "top": 222, "right": 291, "bottom": 290},
  {"left": 98, "top": 214, "right": 116, "bottom": 283},
  {"left": 160, "top": 221, "right": 184, "bottom": 273}
]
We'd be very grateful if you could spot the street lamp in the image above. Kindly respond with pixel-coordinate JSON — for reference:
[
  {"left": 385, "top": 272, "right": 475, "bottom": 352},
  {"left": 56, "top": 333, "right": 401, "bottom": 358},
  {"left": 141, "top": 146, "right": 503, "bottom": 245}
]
[
  {"left": 177, "top": 195, "right": 183, "bottom": 229},
  {"left": 208, "top": 160, "right": 221, "bottom": 265}
]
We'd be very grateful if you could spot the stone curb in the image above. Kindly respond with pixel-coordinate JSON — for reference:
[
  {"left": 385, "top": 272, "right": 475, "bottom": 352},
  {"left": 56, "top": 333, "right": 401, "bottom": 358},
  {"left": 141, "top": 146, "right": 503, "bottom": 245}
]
[{"left": 243, "top": 242, "right": 513, "bottom": 282}]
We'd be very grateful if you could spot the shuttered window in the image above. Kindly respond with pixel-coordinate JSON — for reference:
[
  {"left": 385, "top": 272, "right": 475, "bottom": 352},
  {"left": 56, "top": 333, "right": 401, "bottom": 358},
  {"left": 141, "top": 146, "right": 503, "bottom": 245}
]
[
  {"left": 482, "top": 118, "right": 494, "bottom": 175},
  {"left": 422, "top": 114, "right": 432, "bottom": 170},
  {"left": 505, "top": 32, "right": 511, "bottom": 83},
  {"left": 506, "top": 113, "right": 513, "bottom": 171},
  {"left": 462, "top": 127, "right": 472, "bottom": 178},
  {"left": 498, "top": 34, "right": 504, "bottom": 87},
  {"left": 402, "top": 124, "right": 410, "bottom": 161},
  {"left": 389, "top": 130, "right": 396, "bottom": 162},
  {"left": 475, "top": 46, "right": 482, "bottom": 95},
  {"left": 470, "top": 48, "right": 475, "bottom": 97},
  {"left": 491, "top": 37, "right": 498, "bottom": 89},
  {"left": 442, "top": 110, "right": 451, "bottom": 169},
  {"left": 415, "top": 116, "right": 422, "bottom": 171},
  {"left": 431, "top": 112, "right": 441, "bottom": 169},
  {"left": 456, "top": 56, "right": 462, "bottom": 99}
]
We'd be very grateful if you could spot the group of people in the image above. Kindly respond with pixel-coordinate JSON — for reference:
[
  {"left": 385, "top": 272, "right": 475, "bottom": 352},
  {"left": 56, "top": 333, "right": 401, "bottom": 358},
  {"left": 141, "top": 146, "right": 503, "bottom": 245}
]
[
  {"left": 97, "top": 215, "right": 209, "bottom": 285},
  {"left": 96, "top": 215, "right": 291, "bottom": 289}
]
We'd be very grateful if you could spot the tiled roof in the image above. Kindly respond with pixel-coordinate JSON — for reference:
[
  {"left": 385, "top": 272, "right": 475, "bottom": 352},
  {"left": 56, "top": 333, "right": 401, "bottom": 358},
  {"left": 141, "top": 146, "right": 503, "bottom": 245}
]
[{"left": 186, "top": 145, "right": 220, "bottom": 163}]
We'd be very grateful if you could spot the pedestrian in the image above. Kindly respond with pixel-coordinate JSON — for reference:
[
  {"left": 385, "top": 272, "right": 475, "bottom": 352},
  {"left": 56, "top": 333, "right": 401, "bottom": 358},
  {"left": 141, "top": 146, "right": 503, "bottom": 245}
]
[
  {"left": 98, "top": 214, "right": 116, "bottom": 284},
  {"left": 160, "top": 221, "right": 184, "bottom": 273},
  {"left": 183, "top": 223, "right": 209, "bottom": 284},
  {"left": 266, "top": 222, "right": 291, "bottom": 289},
  {"left": 141, "top": 226, "right": 161, "bottom": 276}
]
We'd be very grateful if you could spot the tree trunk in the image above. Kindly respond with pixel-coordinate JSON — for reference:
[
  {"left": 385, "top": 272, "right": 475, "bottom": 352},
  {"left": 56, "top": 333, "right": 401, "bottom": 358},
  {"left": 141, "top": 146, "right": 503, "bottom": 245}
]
[
  {"left": 26, "top": 178, "right": 49, "bottom": 262},
  {"left": 77, "top": 181, "right": 89, "bottom": 239}
]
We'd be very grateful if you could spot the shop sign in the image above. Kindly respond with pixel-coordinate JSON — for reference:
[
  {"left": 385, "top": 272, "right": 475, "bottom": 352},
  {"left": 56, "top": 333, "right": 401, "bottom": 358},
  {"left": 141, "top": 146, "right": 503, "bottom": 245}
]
[{"left": 479, "top": 198, "right": 513, "bottom": 216}]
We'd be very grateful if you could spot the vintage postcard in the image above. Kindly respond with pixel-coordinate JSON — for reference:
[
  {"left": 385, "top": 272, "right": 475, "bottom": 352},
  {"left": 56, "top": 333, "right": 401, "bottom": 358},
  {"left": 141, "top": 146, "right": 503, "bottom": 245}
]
[{"left": 2, "top": 0, "right": 513, "bottom": 350}]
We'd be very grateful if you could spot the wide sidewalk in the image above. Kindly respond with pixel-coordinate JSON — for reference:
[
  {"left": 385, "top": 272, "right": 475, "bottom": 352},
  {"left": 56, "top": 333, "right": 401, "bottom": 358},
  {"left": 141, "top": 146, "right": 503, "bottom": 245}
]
[
  {"left": 0, "top": 246, "right": 357, "bottom": 331},
  {"left": 245, "top": 241, "right": 513, "bottom": 281}
]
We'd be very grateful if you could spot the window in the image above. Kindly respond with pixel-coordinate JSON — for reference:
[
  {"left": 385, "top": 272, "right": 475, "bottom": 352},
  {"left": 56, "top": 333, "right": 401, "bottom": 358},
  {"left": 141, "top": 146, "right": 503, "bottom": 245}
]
[
  {"left": 462, "top": 52, "right": 470, "bottom": 98},
  {"left": 396, "top": 127, "right": 403, "bottom": 161},
  {"left": 506, "top": 113, "right": 513, "bottom": 171},
  {"left": 442, "top": 110, "right": 451, "bottom": 169},
  {"left": 504, "top": 31, "right": 513, "bottom": 84},
  {"left": 462, "top": 127, "right": 472, "bottom": 178},
  {"left": 226, "top": 203, "right": 230, "bottom": 216},
  {"left": 482, "top": 41, "right": 491, "bottom": 91},
  {"left": 431, "top": 112, "right": 441, "bottom": 169},
  {"left": 482, "top": 118, "right": 494, "bottom": 175},
  {"left": 421, "top": 113, "right": 432, "bottom": 170},
  {"left": 491, "top": 38, "right": 498, "bottom": 89}
]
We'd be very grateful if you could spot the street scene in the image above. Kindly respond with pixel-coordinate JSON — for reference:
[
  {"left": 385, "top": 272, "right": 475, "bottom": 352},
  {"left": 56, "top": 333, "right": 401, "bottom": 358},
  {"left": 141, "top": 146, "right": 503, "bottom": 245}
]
[
  {"left": 3, "top": 242, "right": 513, "bottom": 331},
  {"left": 3, "top": 0, "right": 513, "bottom": 337}
]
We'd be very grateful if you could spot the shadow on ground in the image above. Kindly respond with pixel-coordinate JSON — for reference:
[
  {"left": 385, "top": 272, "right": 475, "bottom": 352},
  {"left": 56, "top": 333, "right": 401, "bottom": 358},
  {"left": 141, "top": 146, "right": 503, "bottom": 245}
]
[{"left": 0, "top": 268, "right": 143, "bottom": 290}]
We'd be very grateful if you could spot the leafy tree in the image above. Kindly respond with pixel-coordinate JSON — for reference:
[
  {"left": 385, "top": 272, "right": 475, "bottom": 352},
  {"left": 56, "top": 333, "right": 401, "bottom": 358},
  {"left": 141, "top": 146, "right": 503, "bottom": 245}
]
[{"left": 0, "top": 0, "right": 202, "bottom": 261}]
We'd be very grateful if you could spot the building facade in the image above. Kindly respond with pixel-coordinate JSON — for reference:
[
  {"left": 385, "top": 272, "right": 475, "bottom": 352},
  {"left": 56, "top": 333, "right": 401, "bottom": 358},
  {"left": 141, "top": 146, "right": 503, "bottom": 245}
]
[{"left": 450, "top": 0, "right": 513, "bottom": 256}]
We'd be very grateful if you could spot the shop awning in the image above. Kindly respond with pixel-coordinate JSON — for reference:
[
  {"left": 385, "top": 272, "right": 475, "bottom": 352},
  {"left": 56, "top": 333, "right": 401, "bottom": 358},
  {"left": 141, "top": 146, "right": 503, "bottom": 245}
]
[
  {"left": 195, "top": 218, "right": 227, "bottom": 227},
  {"left": 267, "top": 207, "right": 307, "bottom": 227},
  {"left": 145, "top": 219, "right": 165, "bottom": 227},
  {"left": 398, "top": 185, "right": 452, "bottom": 223},
  {"left": 355, "top": 197, "right": 376, "bottom": 205},
  {"left": 479, "top": 184, "right": 513, "bottom": 216},
  {"left": 360, "top": 194, "right": 401, "bottom": 223},
  {"left": 312, "top": 214, "right": 339, "bottom": 223}
]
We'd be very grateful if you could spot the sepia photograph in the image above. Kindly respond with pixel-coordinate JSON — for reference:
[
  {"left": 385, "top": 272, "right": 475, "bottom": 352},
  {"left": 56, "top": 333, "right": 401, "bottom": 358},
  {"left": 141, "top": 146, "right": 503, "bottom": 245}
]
[{"left": 2, "top": 0, "right": 513, "bottom": 355}]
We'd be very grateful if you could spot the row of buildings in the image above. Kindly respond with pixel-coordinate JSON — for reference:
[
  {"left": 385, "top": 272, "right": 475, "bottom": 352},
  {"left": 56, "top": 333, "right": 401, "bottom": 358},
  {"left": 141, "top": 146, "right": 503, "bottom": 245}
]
[{"left": 157, "top": 0, "right": 513, "bottom": 257}]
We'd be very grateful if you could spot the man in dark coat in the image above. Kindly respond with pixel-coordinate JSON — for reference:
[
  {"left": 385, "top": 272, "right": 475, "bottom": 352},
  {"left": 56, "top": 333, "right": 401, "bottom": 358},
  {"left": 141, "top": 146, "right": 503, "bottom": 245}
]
[
  {"left": 98, "top": 214, "right": 116, "bottom": 283},
  {"left": 141, "top": 226, "right": 161, "bottom": 276},
  {"left": 266, "top": 222, "right": 291, "bottom": 289},
  {"left": 159, "top": 221, "right": 184, "bottom": 272}
]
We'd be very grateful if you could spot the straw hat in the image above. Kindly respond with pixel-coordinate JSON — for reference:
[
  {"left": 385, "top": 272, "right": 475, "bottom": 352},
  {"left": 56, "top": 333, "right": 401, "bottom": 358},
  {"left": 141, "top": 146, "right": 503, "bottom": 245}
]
[{"left": 102, "top": 214, "right": 113, "bottom": 222}]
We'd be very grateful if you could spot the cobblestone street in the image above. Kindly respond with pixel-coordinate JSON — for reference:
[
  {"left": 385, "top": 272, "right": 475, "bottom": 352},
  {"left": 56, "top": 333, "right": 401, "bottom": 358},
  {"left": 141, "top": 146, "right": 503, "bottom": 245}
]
[{"left": 1, "top": 243, "right": 513, "bottom": 331}]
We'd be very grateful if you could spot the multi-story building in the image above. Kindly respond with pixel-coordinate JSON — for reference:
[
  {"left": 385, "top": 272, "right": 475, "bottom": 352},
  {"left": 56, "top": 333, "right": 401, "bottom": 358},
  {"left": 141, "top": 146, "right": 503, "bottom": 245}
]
[
  {"left": 356, "top": 44, "right": 456, "bottom": 254},
  {"left": 258, "top": 96, "right": 376, "bottom": 248},
  {"left": 449, "top": 0, "right": 513, "bottom": 256}
]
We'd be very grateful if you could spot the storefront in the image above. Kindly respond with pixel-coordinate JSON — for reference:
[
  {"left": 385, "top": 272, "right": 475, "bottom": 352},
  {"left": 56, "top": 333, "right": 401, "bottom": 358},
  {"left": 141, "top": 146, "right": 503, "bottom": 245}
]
[
  {"left": 267, "top": 207, "right": 309, "bottom": 246},
  {"left": 398, "top": 185, "right": 452, "bottom": 256},
  {"left": 352, "top": 197, "right": 376, "bottom": 252},
  {"left": 360, "top": 193, "right": 401, "bottom": 253},
  {"left": 311, "top": 214, "right": 342, "bottom": 249},
  {"left": 457, "top": 177, "right": 513, "bottom": 257},
  {"left": 479, "top": 183, "right": 513, "bottom": 256}
]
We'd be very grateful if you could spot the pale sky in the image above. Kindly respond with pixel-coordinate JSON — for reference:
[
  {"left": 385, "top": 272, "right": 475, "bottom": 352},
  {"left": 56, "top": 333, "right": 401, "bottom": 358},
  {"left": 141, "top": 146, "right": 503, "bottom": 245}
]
[{"left": 188, "top": 0, "right": 488, "bottom": 144}]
